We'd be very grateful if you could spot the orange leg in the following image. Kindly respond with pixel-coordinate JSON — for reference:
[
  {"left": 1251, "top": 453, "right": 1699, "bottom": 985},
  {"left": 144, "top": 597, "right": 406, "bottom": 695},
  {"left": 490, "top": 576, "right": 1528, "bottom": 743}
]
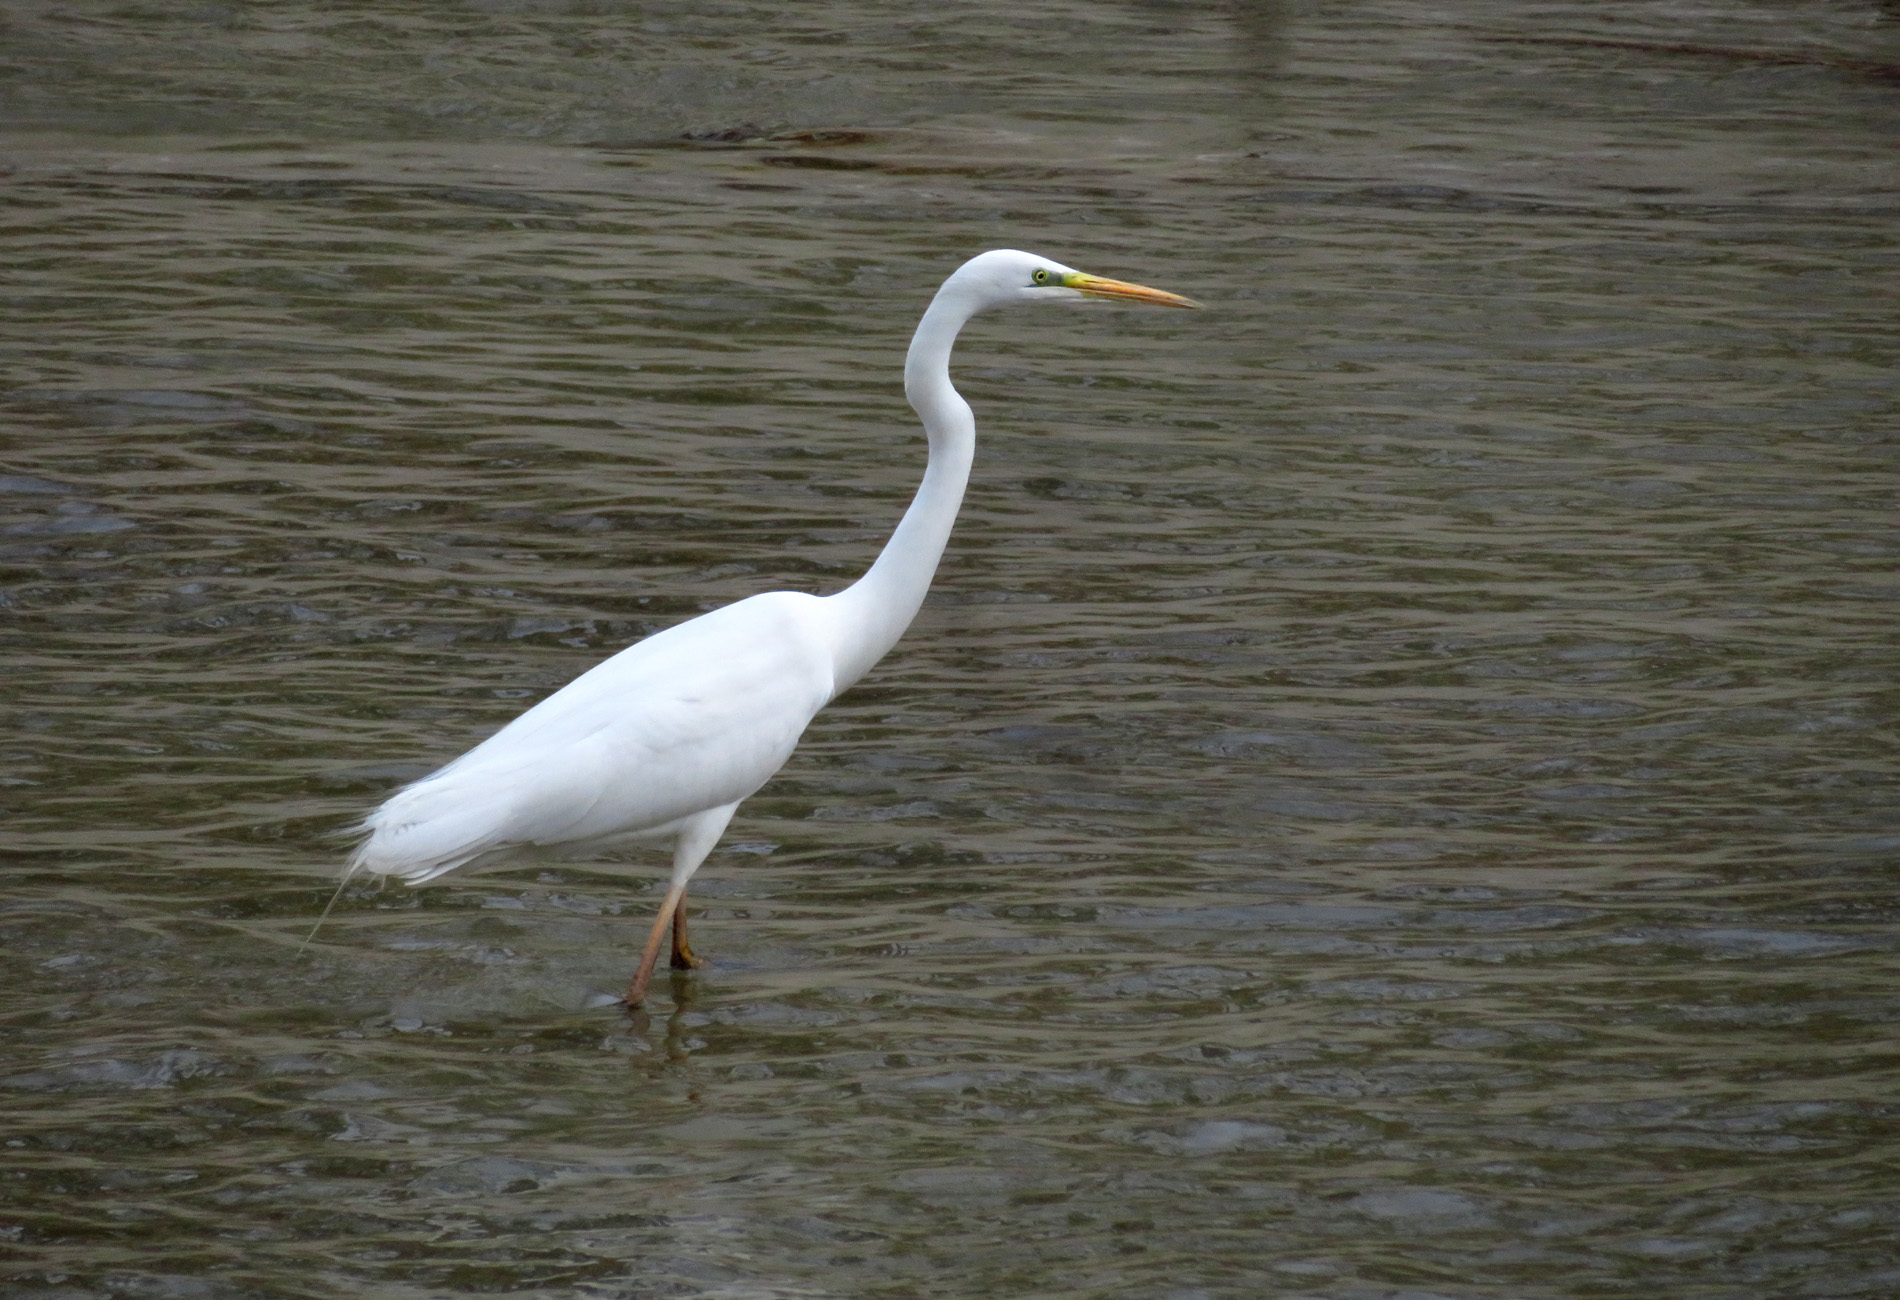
[
  {"left": 624, "top": 881, "right": 687, "bottom": 1008},
  {"left": 671, "top": 897, "right": 708, "bottom": 970},
  {"left": 627, "top": 802, "right": 737, "bottom": 1008}
]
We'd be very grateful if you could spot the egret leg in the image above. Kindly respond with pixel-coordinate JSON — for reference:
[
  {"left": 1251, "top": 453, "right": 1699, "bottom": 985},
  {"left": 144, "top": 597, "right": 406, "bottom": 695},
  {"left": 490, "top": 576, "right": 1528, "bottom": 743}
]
[
  {"left": 624, "top": 881, "right": 686, "bottom": 1008},
  {"left": 671, "top": 901, "right": 707, "bottom": 970},
  {"left": 624, "top": 802, "right": 738, "bottom": 1008}
]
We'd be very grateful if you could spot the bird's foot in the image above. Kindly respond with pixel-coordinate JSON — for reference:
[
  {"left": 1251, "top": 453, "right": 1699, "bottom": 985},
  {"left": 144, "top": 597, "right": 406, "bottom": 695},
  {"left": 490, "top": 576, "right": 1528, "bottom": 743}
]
[{"left": 669, "top": 942, "right": 708, "bottom": 971}]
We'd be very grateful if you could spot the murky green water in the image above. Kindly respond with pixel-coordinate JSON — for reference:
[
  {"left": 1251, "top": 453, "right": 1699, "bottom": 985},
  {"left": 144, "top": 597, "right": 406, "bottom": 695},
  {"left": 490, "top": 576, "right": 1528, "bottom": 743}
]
[{"left": 4, "top": 2, "right": 1898, "bottom": 1296}]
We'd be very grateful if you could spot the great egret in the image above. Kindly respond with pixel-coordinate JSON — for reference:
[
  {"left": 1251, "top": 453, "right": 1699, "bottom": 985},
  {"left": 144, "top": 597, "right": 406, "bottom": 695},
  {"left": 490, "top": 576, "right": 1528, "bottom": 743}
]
[{"left": 347, "top": 249, "right": 1200, "bottom": 1007}]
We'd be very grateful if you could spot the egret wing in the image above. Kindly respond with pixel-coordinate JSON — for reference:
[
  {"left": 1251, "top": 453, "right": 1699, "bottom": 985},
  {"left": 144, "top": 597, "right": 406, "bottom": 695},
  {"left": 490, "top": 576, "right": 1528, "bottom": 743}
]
[{"left": 353, "top": 592, "right": 836, "bottom": 880}]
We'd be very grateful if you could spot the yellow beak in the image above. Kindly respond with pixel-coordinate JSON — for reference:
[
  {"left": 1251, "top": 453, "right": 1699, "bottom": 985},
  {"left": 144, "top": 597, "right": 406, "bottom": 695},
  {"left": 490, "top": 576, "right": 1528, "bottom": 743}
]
[{"left": 1064, "top": 272, "right": 1203, "bottom": 309}]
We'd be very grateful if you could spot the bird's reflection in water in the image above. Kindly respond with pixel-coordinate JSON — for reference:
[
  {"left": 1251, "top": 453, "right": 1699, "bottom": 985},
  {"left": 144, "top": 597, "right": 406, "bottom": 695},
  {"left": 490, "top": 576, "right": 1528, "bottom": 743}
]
[
  {"left": 662, "top": 970, "right": 702, "bottom": 1067},
  {"left": 614, "top": 968, "right": 704, "bottom": 1067}
]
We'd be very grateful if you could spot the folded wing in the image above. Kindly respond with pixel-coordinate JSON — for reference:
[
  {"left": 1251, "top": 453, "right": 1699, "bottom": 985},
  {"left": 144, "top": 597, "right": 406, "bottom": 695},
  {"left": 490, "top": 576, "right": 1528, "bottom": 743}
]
[{"left": 350, "top": 592, "right": 837, "bottom": 882}]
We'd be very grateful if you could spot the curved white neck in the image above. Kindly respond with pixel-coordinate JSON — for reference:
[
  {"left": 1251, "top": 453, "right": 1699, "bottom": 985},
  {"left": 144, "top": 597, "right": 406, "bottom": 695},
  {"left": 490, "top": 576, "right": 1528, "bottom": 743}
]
[{"left": 823, "top": 286, "right": 982, "bottom": 692}]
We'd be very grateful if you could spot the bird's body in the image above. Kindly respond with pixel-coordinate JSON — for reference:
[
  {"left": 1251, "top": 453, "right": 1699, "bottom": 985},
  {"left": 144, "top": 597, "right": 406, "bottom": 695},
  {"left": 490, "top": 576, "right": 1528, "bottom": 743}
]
[
  {"left": 346, "top": 249, "right": 1199, "bottom": 1005},
  {"left": 352, "top": 590, "right": 835, "bottom": 884}
]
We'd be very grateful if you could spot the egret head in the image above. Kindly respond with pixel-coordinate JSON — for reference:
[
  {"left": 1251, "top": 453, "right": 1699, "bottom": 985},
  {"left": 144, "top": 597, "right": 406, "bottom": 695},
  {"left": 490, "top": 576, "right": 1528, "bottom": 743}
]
[{"left": 948, "top": 249, "right": 1202, "bottom": 311}]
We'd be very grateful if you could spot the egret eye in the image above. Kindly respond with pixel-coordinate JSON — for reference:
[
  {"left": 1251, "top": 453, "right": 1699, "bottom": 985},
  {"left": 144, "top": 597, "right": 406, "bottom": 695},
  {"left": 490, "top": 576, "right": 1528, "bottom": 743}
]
[{"left": 1032, "top": 269, "right": 1053, "bottom": 285}]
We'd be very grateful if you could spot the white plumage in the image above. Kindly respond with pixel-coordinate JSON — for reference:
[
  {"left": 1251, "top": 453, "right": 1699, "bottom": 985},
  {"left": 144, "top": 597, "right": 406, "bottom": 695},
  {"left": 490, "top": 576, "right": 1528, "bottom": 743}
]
[
  {"left": 352, "top": 592, "right": 834, "bottom": 884},
  {"left": 344, "top": 249, "right": 1200, "bottom": 1006}
]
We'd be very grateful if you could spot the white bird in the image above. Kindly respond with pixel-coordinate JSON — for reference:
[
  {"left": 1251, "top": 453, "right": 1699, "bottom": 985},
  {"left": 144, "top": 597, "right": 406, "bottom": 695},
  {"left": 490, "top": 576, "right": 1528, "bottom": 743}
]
[{"left": 346, "top": 249, "right": 1200, "bottom": 1007}]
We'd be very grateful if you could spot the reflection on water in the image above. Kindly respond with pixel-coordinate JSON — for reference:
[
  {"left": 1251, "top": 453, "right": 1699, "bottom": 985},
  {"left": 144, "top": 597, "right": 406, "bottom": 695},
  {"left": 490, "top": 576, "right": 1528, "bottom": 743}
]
[{"left": 3, "top": 1, "right": 1898, "bottom": 1296}]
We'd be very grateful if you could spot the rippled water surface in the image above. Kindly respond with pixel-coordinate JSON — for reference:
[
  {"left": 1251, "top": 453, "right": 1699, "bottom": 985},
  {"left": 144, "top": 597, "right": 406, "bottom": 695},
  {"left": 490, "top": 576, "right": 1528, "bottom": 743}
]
[{"left": 4, "top": 2, "right": 1899, "bottom": 1296}]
